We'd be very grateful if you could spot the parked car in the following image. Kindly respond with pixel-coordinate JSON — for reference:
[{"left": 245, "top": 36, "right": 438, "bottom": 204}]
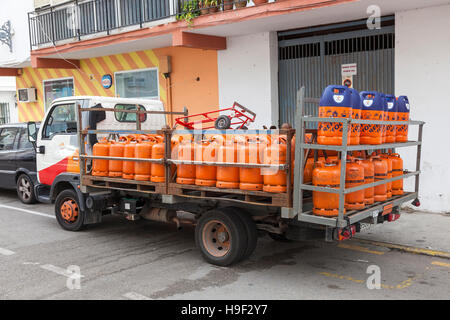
[{"left": 0, "top": 123, "right": 39, "bottom": 204}]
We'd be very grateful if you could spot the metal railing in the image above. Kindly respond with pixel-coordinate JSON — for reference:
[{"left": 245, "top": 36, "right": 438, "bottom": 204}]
[{"left": 28, "top": 0, "right": 253, "bottom": 48}]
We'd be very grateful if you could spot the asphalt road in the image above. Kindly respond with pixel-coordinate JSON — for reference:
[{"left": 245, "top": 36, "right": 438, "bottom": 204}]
[{"left": 0, "top": 189, "right": 449, "bottom": 300}]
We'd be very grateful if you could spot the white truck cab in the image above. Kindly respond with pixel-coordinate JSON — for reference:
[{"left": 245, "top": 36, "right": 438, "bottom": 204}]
[{"left": 28, "top": 96, "right": 166, "bottom": 208}]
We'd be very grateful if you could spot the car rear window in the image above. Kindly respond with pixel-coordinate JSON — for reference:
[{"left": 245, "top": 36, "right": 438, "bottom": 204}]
[{"left": 0, "top": 127, "right": 19, "bottom": 151}]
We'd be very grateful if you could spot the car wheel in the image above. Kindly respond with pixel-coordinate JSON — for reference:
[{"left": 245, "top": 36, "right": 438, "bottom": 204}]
[
  {"left": 16, "top": 174, "right": 36, "bottom": 204},
  {"left": 55, "top": 189, "right": 86, "bottom": 231},
  {"left": 195, "top": 209, "right": 248, "bottom": 266}
]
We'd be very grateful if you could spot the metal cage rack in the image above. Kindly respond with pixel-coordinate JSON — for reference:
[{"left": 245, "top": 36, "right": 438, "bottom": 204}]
[{"left": 281, "top": 87, "right": 424, "bottom": 228}]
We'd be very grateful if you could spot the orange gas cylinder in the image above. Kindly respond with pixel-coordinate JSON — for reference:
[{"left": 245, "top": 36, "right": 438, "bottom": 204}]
[
  {"left": 122, "top": 139, "right": 137, "bottom": 180},
  {"left": 352, "top": 150, "right": 367, "bottom": 159},
  {"left": 312, "top": 162, "right": 343, "bottom": 217},
  {"left": 176, "top": 140, "right": 196, "bottom": 185},
  {"left": 389, "top": 153, "right": 404, "bottom": 195},
  {"left": 238, "top": 136, "right": 266, "bottom": 191},
  {"left": 195, "top": 140, "right": 219, "bottom": 186},
  {"left": 396, "top": 96, "right": 410, "bottom": 142},
  {"left": 371, "top": 156, "right": 388, "bottom": 202},
  {"left": 317, "top": 85, "right": 353, "bottom": 146},
  {"left": 349, "top": 88, "right": 361, "bottom": 145},
  {"left": 345, "top": 160, "right": 365, "bottom": 210},
  {"left": 263, "top": 137, "right": 287, "bottom": 193},
  {"left": 216, "top": 139, "right": 239, "bottom": 189},
  {"left": 108, "top": 138, "right": 126, "bottom": 177},
  {"left": 358, "top": 158, "right": 375, "bottom": 205},
  {"left": 360, "top": 91, "right": 385, "bottom": 145},
  {"left": 92, "top": 138, "right": 110, "bottom": 177},
  {"left": 384, "top": 95, "right": 397, "bottom": 143},
  {"left": 380, "top": 154, "right": 393, "bottom": 198},
  {"left": 150, "top": 136, "right": 165, "bottom": 183},
  {"left": 381, "top": 94, "right": 387, "bottom": 143},
  {"left": 134, "top": 137, "right": 155, "bottom": 181}
]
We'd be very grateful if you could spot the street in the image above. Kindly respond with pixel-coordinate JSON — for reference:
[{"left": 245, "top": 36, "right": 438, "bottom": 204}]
[{"left": 0, "top": 190, "right": 449, "bottom": 300}]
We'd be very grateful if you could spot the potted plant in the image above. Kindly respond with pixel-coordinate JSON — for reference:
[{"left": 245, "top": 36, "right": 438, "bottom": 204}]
[
  {"left": 176, "top": 0, "right": 201, "bottom": 25},
  {"left": 199, "top": 0, "right": 209, "bottom": 15},
  {"left": 223, "top": 0, "right": 234, "bottom": 10},
  {"left": 207, "top": 0, "right": 221, "bottom": 13},
  {"left": 253, "top": 0, "right": 268, "bottom": 5},
  {"left": 235, "top": 0, "right": 248, "bottom": 8}
]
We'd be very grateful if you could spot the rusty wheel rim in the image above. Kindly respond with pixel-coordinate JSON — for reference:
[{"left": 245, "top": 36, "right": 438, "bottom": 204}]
[
  {"left": 202, "top": 220, "right": 231, "bottom": 258},
  {"left": 60, "top": 199, "right": 79, "bottom": 223}
]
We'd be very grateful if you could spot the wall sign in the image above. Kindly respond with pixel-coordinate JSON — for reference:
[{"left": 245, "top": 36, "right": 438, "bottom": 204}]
[
  {"left": 0, "top": 20, "right": 12, "bottom": 52},
  {"left": 341, "top": 63, "right": 357, "bottom": 76},
  {"left": 101, "top": 74, "right": 113, "bottom": 89}
]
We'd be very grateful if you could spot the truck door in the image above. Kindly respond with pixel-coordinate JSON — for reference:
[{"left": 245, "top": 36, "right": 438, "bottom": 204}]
[{"left": 37, "top": 102, "right": 79, "bottom": 186}]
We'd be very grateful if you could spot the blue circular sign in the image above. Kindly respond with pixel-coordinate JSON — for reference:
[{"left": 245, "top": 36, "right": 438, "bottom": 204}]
[{"left": 101, "top": 74, "right": 112, "bottom": 89}]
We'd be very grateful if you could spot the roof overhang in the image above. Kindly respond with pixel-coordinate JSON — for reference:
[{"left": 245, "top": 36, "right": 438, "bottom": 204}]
[{"left": 29, "top": 0, "right": 450, "bottom": 61}]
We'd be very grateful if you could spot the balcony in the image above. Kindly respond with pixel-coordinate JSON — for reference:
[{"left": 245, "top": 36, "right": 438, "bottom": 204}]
[
  {"left": 28, "top": 0, "right": 273, "bottom": 49},
  {"left": 28, "top": 0, "right": 180, "bottom": 47}
]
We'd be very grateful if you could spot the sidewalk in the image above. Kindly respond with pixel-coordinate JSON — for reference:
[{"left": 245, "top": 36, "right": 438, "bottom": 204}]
[{"left": 355, "top": 211, "right": 450, "bottom": 254}]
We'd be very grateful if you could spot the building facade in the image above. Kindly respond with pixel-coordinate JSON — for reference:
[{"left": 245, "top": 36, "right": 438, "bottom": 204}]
[{"left": 1, "top": 0, "right": 449, "bottom": 212}]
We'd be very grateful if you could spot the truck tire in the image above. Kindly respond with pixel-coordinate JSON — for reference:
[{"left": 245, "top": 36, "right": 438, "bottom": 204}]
[
  {"left": 16, "top": 174, "right": 36, "bottom": 204},
  {"left": 224, "top": 207, "right": 258, "bottom": 261},
  {"left": 55, "top": 189, "right": 86, "bottom": 231},
  {"left": 195, "top": 209, "right": 248, "bottom": 266}
]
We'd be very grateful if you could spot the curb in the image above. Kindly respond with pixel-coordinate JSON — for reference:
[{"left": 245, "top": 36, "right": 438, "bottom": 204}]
[{"left": 354, "top": 238, "right": 450, "bottom": 260}]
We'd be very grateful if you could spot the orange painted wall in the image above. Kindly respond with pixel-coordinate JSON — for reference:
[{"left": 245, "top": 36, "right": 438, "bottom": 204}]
[{"left": 16, "top": 47, "right": 219, "bottom": 124}]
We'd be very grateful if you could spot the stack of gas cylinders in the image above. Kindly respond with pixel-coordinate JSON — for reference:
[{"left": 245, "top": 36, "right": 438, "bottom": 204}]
[
  {"left": 317, "top": 85, "right": 410, "bottom": 145},
  {"left": 311, "top": 84, "right": 410, "bottom": 217},
  {"left": 311, "top": 151, "right": 404, "bottom": 217},
  {"left": 92, "top": 134, "right": 188, "bottom": 182},
  {"left": 91, "top": 131, "right": 315, "bottom": 194}
]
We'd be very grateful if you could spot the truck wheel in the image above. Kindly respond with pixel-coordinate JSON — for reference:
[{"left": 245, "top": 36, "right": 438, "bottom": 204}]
[
  {"left": 224, "top": 207, "right": 258, "bottom": 261},
  {"left": 195, "top": 209, "right": 247, "bottom": 266},
  {"left": 16, "top": 174, "right": 36, "bottom": 204},
  {"left": 55, "top": 189, "right": 86, "bottom": 231}
]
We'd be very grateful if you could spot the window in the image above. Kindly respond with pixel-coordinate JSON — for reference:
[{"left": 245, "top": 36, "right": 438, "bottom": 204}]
[
  {"left": 43, "top": 104, "right": 76, "bottom": 139},
  {"left": 115, "top": 69, "right": 158, "bottom": 99},
  {"left": 0, "top": 128, "right": 19, "bottom": 151},
  {"left": 18, "top": 128, "right": 34, "bottom": 149},
  {"left": 43, "top": 78, "right": 74, "bottom": 111},
  {"left": 114, "top": 104, "right": 146, "bottom": 123},
  {"left": 0, "top": 103, "right": 10, "bottom": 124}
]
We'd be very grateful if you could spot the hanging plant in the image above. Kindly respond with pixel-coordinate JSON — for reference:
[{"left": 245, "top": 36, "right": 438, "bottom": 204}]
[{"left": 176, "top": 0, "right": 201, "bottom": 26}]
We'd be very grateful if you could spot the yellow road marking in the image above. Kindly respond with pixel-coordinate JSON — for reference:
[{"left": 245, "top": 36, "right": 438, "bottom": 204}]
[
  {"left": 355, "top": 238, "right": 450, "bottom": 259},
  {"left": 431, "top": 261, "right": 450, "bottom": 268},
  {"left": 319, "top": 272, "right": 416, "bottom": 290},
  {"left": 338, "top": 243, "right": 385, "bottom": 255}
]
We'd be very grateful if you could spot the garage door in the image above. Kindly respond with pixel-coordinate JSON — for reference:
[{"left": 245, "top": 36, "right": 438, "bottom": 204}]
[{"left": 278, "top": 17, "right": 395, "bottom": 126}]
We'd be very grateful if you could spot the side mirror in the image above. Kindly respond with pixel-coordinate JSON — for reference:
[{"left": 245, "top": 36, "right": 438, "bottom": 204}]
[{"left": 27, "top": 122, "right": 37, "bottom": 143}]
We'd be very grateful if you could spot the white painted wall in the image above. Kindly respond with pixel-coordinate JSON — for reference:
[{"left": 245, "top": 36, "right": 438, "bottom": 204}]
[
  {"left": 218, "top": 32, "right": 279, "bottom": 129},
  {"left": 0, "top": 76, "right": 18, "bottom": 123},
  {"left": 395, "top": 4, "right": 450, "bottom": 213},
  {"left": 0, "top": 0, "right": 34, "bottom": 67}
]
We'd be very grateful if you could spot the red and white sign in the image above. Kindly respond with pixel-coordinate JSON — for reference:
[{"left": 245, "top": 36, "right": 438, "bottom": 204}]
[{"left": 341, "top": 63, "right": 357, "bottom": 76}]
